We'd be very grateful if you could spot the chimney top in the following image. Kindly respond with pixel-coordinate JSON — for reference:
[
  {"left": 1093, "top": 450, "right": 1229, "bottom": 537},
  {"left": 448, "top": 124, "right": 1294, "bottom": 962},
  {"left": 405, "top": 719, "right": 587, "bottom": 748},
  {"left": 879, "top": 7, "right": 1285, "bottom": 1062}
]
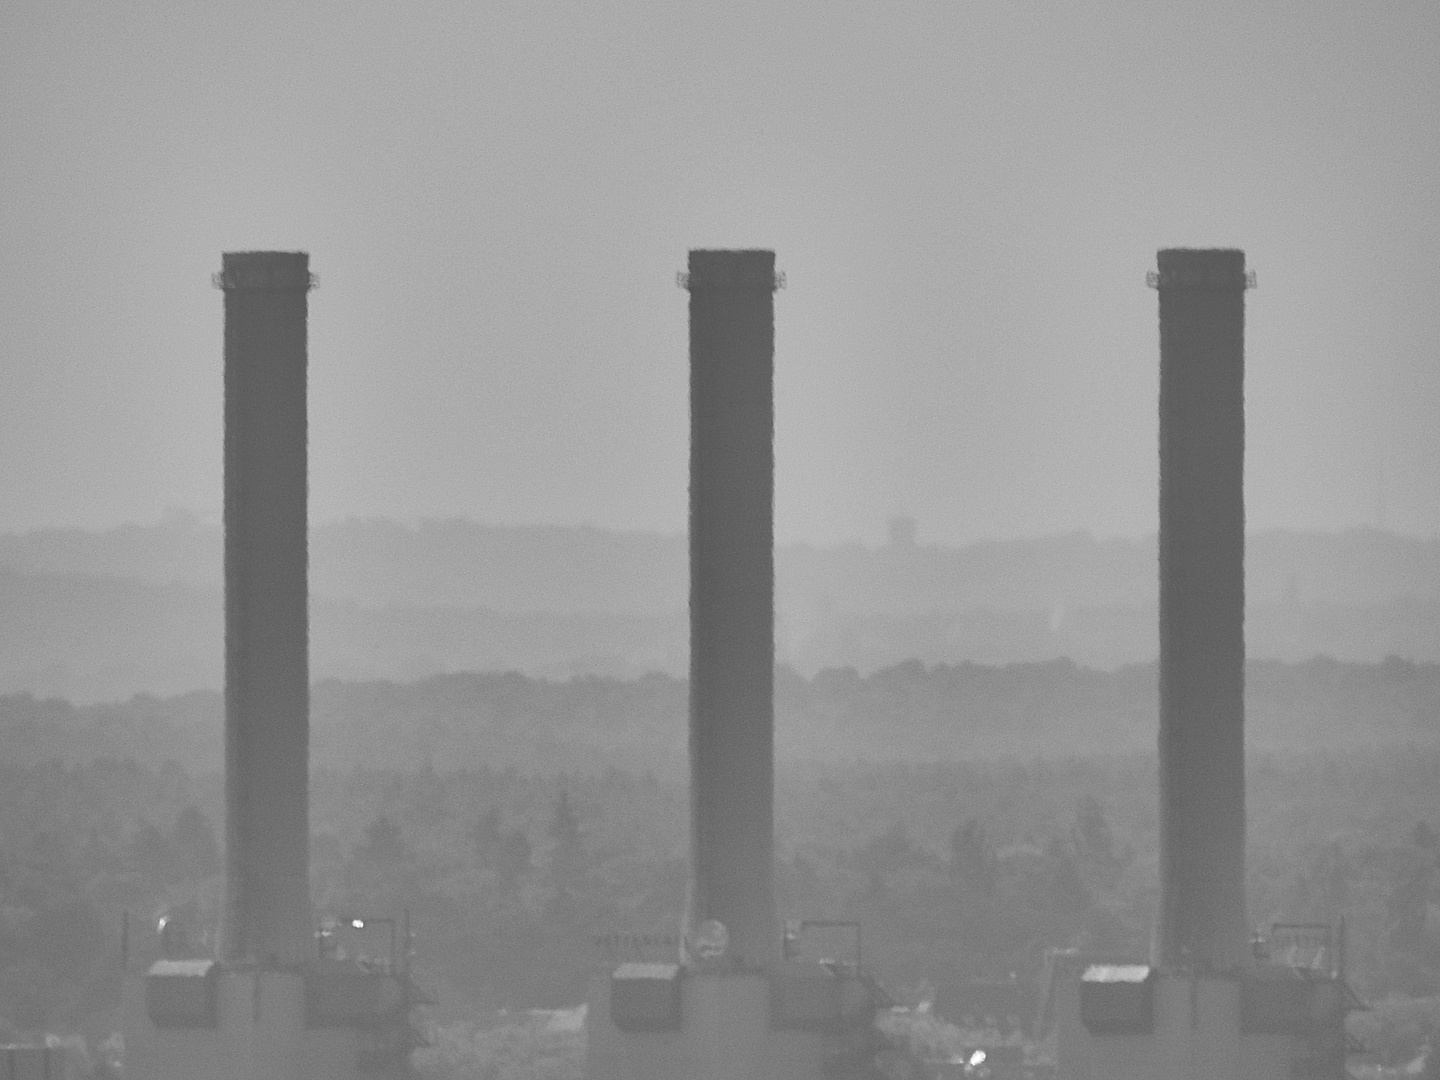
[
  {"left": 1150, "top": 249, "right": 1252, "bottom": 292},
  {"left": 216, "top": 252, "right": 314, "bottom": 292},
  {"left": 682, "top": 250, "right": 781, "bottom": 292}
]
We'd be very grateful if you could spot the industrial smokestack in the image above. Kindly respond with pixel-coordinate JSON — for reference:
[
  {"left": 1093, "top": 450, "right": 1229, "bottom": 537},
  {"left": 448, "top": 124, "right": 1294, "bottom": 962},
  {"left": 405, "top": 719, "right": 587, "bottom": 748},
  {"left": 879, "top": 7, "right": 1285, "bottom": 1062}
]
[
  {"left": 217, "top": 251, "right": 314, "bottom": 967},
  {"left": 1152, "top": 248, "right": 1251, "bottom": 972},
  {"left": 684, "top": 249, "right": 780, "bottom": 970}
]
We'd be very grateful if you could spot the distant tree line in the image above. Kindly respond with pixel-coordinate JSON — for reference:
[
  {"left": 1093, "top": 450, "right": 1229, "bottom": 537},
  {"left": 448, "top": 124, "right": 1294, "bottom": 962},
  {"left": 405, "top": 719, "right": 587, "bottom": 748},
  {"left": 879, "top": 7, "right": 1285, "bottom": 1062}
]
[
  {"left": 0, "top": 656, "right": 1435, "bottom": 777},
  {"left": 3, "top": 742, "right": 1440, "bottom": 1059}
]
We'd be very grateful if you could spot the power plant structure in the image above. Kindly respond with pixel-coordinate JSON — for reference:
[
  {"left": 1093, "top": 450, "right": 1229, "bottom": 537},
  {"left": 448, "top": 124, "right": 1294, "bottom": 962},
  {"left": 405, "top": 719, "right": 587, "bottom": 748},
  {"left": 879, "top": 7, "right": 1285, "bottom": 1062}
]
[
  {"left": 585, "top": 250, "right": 901, "bottom": 1080},
  {"left": 120, "top": 253, "right": 420, "bottom": 1080},
  {"left": 106, "top": 245, "right": 1364, "bottom": 1080},
  {"left": 1050, "top": 249, "right": 1358, "bottom": 1080}
]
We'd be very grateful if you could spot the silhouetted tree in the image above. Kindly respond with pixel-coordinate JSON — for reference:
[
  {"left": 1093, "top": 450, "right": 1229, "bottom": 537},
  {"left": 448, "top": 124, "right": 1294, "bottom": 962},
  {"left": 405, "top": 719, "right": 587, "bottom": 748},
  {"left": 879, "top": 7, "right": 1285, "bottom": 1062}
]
[
  {"left": 1074, "top": 796, "right": 1114, "bottom": 865},
  {"left": 358, "top": 815, "right": 408, "bottom": 865},
  {"left": 1040, "top": 835, "right": 1090, "bottom": 917},
  {"left": 471, "top": 806, "right": 535, "bottom": 891},
  {"left": 1072, "top": 795, "right": 1132, "bottom": 890},
  {"left": 547, "top": 791, "right": 585, "bottom": 892},
  {"left": 857, "top": 821, "right": 917, "bottom": 893},
  {"left": 470, "top": 806, "right": 504, "bottom": 869},
  {"left": 1288, "top": 841, "right": 1352, "bottom": 924},
  {"left": 130, "top": 820, "right": 172, "bottom": 882},
  {"left": 949, "top": 818, "right": 997, "bottom": 896},
  {"left": 498, "top": 829, "right": 532, "bottom": 893},
  {"left": 170, "top": 805, "right": 219, "bottom": 879},
  {"left": 1388, "top": 825, "right": 1437, "bottom": 951}
]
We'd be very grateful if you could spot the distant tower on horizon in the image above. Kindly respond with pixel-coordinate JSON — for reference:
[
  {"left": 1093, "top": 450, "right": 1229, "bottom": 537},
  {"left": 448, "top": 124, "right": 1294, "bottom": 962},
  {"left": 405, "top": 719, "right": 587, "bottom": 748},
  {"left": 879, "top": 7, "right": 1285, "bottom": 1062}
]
[
  {"left": 887, "top": 514, "right": 918, "bottom": 549},
  {"left": 1376, "top": 462, "right": 1388, "bottom": 532}
]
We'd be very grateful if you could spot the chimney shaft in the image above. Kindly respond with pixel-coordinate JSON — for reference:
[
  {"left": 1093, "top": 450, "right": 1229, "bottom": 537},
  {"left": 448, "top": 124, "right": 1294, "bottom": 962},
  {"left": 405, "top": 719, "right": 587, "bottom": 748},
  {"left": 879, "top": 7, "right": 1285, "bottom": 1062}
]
[
  {"left": 218, "top": 251, "right": 313, "bottom": 967},
  {"left": 685, "top": 249, "right": 779, "bottom": 970},
  {"left": 1153, "top": 248, "right": 1249, "bottom": 971}
]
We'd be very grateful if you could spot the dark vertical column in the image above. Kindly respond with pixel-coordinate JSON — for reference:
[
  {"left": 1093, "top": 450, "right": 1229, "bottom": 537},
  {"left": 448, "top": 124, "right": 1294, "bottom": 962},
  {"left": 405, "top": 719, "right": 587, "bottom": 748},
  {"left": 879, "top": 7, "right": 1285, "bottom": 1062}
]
[
  {"left": 218, "top": 251, "right": 313, "bottom": 967},
  {"left": 1153, "top": 248, "right": 1250, "bottom": 972},
  {"left": 685, "top": 249, "right": 780, "bottom": 970}
]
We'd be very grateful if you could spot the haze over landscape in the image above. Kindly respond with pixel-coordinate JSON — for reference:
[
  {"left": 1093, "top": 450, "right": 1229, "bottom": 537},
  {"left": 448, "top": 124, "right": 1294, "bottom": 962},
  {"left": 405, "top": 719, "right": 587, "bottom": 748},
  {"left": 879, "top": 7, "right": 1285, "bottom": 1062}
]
[
  {"left": 1, "top": 515, "right": 1437, "bottom": 701},
  {"left": 4, "top": 1, "right": 1439, "bottom": 544},
  {"left": 4, "top": 1, "right": 1440, "bottom": 1076}
]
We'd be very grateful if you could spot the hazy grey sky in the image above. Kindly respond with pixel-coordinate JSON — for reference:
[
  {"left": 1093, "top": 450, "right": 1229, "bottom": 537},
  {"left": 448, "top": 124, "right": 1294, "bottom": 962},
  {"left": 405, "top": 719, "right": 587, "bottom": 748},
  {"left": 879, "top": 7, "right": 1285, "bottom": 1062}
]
[{"left": 2, "top": 0, "right": 1437, "bottom": 544}]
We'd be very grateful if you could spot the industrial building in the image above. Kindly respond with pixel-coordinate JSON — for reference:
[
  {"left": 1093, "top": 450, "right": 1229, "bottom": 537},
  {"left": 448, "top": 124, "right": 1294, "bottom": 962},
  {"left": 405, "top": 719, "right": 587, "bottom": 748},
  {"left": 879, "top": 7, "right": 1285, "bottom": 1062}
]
[
  {"left": 585, "top": 250, "right": 904, "bottom": 1080},
  {"left": 112, "top": 245, "right": 1360, "bottom": 1080},
  {"left": 1049, "top": 250, "right": 1358, "bottom": 1080},
  {"left": 120, "top": 253, "right": 421, "bottom": 1080}
]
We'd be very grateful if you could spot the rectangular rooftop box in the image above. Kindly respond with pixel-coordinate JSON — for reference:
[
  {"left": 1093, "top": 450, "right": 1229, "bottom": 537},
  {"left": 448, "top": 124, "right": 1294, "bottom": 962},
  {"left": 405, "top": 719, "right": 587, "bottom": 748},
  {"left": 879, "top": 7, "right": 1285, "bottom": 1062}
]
[
  {"left": 1240, "top": 969, "right": 1351, "bottom": 1036},
  {"left": 1079, "top": 964, "right": 1154, "bottom": 1036},
  {"left": 146, "top": 959, "right": 218, "bottom": 1028},
  {"left": 609, "top": 963, "right": 681, "bottom": 1033}
]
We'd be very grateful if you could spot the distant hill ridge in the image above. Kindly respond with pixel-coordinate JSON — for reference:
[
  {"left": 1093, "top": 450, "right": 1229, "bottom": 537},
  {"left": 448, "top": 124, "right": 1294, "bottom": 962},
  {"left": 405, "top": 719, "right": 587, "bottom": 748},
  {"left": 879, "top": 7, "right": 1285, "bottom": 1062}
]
[
  {"left": 0, "top": 519, "right": 1436, "bottom": 701},
  {"left": 0, "top": 516, "right": 1435, "bottom": 612}
]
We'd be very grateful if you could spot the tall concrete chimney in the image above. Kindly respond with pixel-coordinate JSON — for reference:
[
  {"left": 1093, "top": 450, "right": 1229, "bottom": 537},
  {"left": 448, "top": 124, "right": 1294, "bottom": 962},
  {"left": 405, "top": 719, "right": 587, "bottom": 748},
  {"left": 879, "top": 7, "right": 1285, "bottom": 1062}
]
[
  {"left": 217, "top": 251, "right": 314, "bottom": 967},
  {"left": 1152, "top": 248, "right": 1251, "bottom": 972},
  {"left": 684, "top": 249, "right": 780, "bottom": 970}
]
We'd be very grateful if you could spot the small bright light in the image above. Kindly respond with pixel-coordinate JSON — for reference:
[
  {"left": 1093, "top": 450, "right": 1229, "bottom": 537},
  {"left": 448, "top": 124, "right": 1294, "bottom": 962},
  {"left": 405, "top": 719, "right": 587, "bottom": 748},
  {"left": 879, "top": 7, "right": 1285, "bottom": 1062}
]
[
  {"left": 350, "top": 919, "right": 366, "bottom": 929},
  {"left": 969, "top": 1051, "right": 986, "bottom": 1066}
]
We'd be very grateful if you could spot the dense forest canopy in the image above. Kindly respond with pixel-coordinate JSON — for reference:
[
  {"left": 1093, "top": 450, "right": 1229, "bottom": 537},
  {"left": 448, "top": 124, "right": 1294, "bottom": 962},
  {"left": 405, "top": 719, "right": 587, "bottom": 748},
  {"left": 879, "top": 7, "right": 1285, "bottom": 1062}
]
[
  {"left": 1, "top": 656, "right": 1434, "bottom": 776},
  {"left": 1, "top": 657, "right": 1438, "bottom": 1065},
  {"left": 3, "top": 747, "right": 1439, "bottom": 1060}
]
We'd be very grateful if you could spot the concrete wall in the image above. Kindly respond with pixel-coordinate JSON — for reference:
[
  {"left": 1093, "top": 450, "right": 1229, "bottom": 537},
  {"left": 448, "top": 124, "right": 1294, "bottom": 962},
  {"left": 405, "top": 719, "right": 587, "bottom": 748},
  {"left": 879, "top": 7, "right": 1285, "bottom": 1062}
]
[
  {"left": 1054, "top": 973, "right": 1301, "bottom": 1080},
  {"left": 123, "top": 971, "right": 341, "bottom": 1080},
  {"left": 587, "top": 972, "right": 826, "bottom": 1080},
  {"left": 122, "top": 969, "right": 396, "bottom": 1080}
]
